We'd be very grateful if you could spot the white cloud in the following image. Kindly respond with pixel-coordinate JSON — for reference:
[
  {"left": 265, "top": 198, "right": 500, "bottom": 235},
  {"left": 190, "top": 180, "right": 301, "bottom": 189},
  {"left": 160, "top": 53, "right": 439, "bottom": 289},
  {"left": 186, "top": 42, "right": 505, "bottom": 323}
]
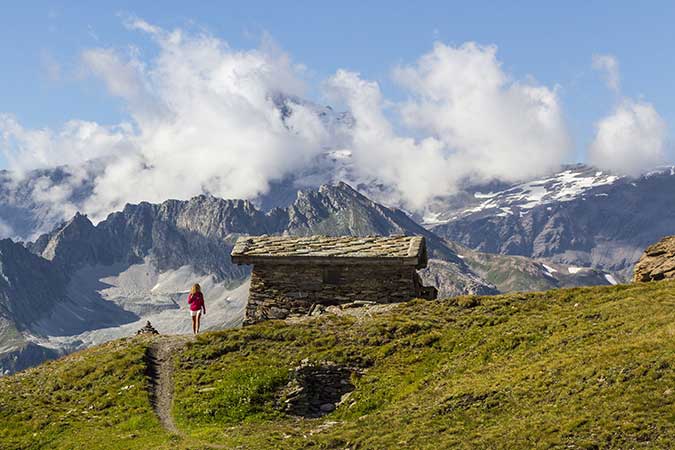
[
  {"left": 592, "top": 54, "right": 620, "bottom": 92},
  {"left": 81, "top": 48, "right": 147, "bottom": 102},
  {"left": 395, "top": 43, "right": 571, "bottom": 185},
  {"left": 1, "top": 26, "right": 573, "bottom": 223},
  {"left": 325, "top": 70, "right": 453, "bottom": 209},
  {"left": 326, "top": 42, "right": 572, "bottom": 209},
  {"left": 588, "top": 55, "right": 670, "bottom": 176},
  {"left": 0, "top": 115, "right": 133, "bottom": 172},
  {"left": 2, "top": 22, "right": 328, "bottom": 220},
  {"left": 588, "top": 100, "right": 668, "bottom": 176}
]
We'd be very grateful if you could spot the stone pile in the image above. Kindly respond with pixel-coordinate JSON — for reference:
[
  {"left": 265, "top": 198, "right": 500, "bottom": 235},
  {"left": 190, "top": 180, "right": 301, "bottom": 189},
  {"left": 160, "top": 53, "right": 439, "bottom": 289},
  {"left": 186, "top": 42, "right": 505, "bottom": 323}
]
[
  {"left": 283, "top": 359, "right": 356, "bottom": 417},
  {"left": 633, "top": 236, "right": 675, "bottom": 282},
  {"left": 136, "top": 321, "right": 159, "bottom": 335}
]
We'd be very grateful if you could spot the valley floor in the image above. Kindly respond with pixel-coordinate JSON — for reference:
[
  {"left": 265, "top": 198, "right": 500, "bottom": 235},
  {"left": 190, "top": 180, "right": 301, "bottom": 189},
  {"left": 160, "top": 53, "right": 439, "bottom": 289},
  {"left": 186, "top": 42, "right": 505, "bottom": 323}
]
[{"left": 2, "top": 280, "right": 675, "bottom": 449}]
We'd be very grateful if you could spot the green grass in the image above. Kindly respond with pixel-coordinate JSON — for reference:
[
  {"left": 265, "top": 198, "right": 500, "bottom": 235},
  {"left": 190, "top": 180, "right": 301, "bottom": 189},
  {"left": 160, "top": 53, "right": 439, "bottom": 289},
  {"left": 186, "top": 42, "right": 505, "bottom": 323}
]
[
  {"left": 0, "top": 337, "right": 173, "bottom": 449},
  {"left": 3, "top": 280, "right": 675, "bottom": 449}
]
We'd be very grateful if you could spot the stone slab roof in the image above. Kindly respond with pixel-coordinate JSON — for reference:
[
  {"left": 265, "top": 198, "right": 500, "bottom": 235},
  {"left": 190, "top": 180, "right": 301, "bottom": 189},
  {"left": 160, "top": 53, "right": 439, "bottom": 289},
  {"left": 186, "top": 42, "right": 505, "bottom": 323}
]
[{"left": 231, "top": 235, "right": 428, "bottom": 267}]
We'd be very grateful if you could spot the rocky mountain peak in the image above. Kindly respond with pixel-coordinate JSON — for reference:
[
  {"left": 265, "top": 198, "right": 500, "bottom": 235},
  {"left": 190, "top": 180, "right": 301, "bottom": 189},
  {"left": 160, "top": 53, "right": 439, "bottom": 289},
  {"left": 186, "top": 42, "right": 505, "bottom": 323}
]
[{"left": 28, "top": 212, "right": 99, "bottom": 267}]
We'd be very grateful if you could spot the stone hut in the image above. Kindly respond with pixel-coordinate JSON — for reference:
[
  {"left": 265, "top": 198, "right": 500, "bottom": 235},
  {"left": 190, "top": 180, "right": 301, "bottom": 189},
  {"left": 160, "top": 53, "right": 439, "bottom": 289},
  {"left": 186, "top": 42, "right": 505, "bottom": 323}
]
[{"left": 231, "top": 235, "right": 437, "bottom": 324}]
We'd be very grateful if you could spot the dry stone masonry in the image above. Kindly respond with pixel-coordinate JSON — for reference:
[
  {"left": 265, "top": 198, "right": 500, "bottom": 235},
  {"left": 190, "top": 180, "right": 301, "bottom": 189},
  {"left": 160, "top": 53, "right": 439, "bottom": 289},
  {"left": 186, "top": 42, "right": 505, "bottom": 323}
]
[
  {"left": 283, "top": 359, "right": 357, "bottom": 417},
  {"left": 231, "top": 235, "right": 437, "bottom": 324}
]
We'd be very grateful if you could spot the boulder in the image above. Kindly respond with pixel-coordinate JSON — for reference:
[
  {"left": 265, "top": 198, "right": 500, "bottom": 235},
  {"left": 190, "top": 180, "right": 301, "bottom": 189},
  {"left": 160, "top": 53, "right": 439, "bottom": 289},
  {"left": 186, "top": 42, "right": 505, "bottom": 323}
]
[{"left": 633, "top": 236, "right": 675, "bottom": 282}]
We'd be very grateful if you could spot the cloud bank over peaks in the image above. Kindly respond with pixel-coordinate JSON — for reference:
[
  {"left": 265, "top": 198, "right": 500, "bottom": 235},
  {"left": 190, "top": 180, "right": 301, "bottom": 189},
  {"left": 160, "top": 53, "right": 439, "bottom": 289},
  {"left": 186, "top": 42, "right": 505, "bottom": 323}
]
[
  {"left": 589, "top": 54, "right": 670, "bottom": 176},
  {"left": 3, "top": 20, "right": 334, "bottom": 222},
  {"left": 326, "top": 42, "right": 572, "bottom": 209},
  {"left": 393, "top": 43, "right": 572, "bottom": 188},
  {"left": 0, "top": 22, "right": 581, "bottom": 226}
]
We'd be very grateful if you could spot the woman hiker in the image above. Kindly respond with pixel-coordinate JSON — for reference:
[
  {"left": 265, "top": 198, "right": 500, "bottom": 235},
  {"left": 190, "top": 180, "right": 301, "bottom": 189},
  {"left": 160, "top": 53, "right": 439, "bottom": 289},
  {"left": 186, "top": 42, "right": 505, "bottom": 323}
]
[{"left": 187, "top": 283, "right": 206, "bottom": 335}]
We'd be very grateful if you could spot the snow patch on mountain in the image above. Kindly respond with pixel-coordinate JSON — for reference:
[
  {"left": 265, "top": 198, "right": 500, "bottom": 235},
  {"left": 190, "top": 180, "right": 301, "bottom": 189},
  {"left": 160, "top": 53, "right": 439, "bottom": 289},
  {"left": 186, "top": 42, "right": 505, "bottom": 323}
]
[
  {"left": 542, "top": 264, "right": 557, "bottom": 274},
  {"left": 419, "top": 165, "right": 628, "bottom": 227},
  {"left": 644, "top": 165, "right": 675, "bottom": 177},
  {"left": 604, "top": 274, "right": 619, "bottom": 285},
  {"left": 464, "top": 168, "right": 621, "bottom": 216}
]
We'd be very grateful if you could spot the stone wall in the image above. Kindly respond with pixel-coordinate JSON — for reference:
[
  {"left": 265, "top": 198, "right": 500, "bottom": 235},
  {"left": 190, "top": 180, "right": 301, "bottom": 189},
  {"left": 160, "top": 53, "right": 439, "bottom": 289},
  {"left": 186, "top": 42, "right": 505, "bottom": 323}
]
[
  {"left": 282, "top": 359, "right": 356, "bottom": 417},
  {"left": 245, "top": 263, "right": 431, "bottom": 324}
]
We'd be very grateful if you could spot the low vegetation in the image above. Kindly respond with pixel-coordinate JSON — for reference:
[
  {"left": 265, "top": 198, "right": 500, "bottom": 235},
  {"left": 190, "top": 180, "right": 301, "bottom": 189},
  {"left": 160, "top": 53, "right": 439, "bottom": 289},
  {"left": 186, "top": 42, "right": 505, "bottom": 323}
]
[
  {"left": 0, "top": 338, "right": 169, "bottom": 449},
  {"left": 3, "top": 280, "right": 675, "bottom": 449}
]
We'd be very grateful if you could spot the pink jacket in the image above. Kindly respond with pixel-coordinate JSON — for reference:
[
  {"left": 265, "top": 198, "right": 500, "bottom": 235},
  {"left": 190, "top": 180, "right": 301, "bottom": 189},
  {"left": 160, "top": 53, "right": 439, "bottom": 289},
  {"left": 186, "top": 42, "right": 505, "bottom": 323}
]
[{"left": 188, "top": 292, "right": 205, "bottom": 311}]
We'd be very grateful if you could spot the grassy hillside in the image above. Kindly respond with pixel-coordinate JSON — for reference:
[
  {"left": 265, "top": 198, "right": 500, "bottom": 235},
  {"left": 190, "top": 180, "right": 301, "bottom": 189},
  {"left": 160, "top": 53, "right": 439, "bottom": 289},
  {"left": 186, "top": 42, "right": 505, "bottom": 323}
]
[{"left": 2, "top": 280, "right": 675, "bottom": 449}]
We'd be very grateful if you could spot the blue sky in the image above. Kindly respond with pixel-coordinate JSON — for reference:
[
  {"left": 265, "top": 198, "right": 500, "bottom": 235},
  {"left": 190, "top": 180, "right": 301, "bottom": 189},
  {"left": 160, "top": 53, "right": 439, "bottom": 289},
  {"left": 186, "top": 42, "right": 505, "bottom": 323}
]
[{"left": 1, "top": 1, "right": 674, "bottom": 171}]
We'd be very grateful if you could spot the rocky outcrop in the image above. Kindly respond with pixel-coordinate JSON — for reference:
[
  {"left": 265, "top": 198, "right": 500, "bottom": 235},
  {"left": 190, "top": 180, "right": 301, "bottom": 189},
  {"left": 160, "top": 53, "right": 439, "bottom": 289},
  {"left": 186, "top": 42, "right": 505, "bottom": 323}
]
[{"left": 633, "top": 236, "right": 675, "bottom": 282}]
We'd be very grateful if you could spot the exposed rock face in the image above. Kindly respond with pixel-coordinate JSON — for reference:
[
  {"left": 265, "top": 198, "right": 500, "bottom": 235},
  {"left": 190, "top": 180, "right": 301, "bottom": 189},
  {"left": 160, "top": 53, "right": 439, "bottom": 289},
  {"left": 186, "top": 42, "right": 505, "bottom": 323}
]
[
  {"left": 27, "top": 182, "right": 492, "bottom": 301},
  {"left": 439, "top": 241, "right": 616, "bottom": 293},
  {"left": 0, "top": 238, "right": 69, "bottom": 328},
  {"left": 633, "top": 236, "right": 675, "bottom": 282},
  {"left": 28, "top": 183, "right": 460, "bottom": 284},
  {"left": 0, "top": 342, "right": 59, "bottom": 376}
]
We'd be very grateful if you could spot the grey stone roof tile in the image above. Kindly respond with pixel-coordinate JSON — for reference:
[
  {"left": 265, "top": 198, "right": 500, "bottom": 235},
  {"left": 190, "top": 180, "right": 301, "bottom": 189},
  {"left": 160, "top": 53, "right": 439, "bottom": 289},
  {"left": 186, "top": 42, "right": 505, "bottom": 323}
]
[{"left": 231, "top": 235, "right": 427, "bottom": 267}]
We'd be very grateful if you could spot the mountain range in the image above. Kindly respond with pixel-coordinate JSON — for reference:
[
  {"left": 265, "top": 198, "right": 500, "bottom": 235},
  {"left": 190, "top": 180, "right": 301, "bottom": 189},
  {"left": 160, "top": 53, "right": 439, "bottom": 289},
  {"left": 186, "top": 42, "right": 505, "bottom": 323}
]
[
  {"left": 0, "top": 177, "right": 626, "bottom": 375},
  {"left": 427, "top": 164, "right": 675, "bottom": 279}
]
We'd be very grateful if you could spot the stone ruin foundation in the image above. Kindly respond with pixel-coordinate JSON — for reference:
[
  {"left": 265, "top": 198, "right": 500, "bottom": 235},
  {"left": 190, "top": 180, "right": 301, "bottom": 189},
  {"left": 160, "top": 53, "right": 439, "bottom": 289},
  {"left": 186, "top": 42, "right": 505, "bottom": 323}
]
[{"left": 282, "top": 359, "right": 357, "bottom": 418}]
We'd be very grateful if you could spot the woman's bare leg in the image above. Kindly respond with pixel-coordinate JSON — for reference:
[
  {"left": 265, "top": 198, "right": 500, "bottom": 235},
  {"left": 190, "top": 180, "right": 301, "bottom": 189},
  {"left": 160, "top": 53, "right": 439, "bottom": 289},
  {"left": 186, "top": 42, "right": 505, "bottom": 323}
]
[
  {"left": 196, "top": 313, "right": 201, "bottom": 334},
  {"left": 191, "top": 315, "right": 197, "bottom": 334}
]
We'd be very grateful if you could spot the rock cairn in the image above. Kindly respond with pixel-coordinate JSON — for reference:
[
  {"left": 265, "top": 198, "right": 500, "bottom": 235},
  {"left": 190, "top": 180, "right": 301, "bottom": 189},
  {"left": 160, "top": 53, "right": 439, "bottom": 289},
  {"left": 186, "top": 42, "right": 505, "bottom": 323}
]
[
  {"left": 283, "top": 359, "right": 356, "bottom": 417},
  {"left": 634, "top": 236, "right": 675, "bottom": 282},
  {"left": 136, "top": 321, "right": 159, "bottom": 335}
]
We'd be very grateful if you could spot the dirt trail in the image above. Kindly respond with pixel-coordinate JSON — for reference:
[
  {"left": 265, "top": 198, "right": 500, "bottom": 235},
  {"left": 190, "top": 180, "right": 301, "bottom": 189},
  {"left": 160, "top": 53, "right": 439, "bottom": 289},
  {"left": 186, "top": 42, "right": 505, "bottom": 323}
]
[
  {"left": 146, "top": 335, "right": 192, "bottom": 434},
  {"left": 145, "top": 335, "right": 231, "bottom": 449}
]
